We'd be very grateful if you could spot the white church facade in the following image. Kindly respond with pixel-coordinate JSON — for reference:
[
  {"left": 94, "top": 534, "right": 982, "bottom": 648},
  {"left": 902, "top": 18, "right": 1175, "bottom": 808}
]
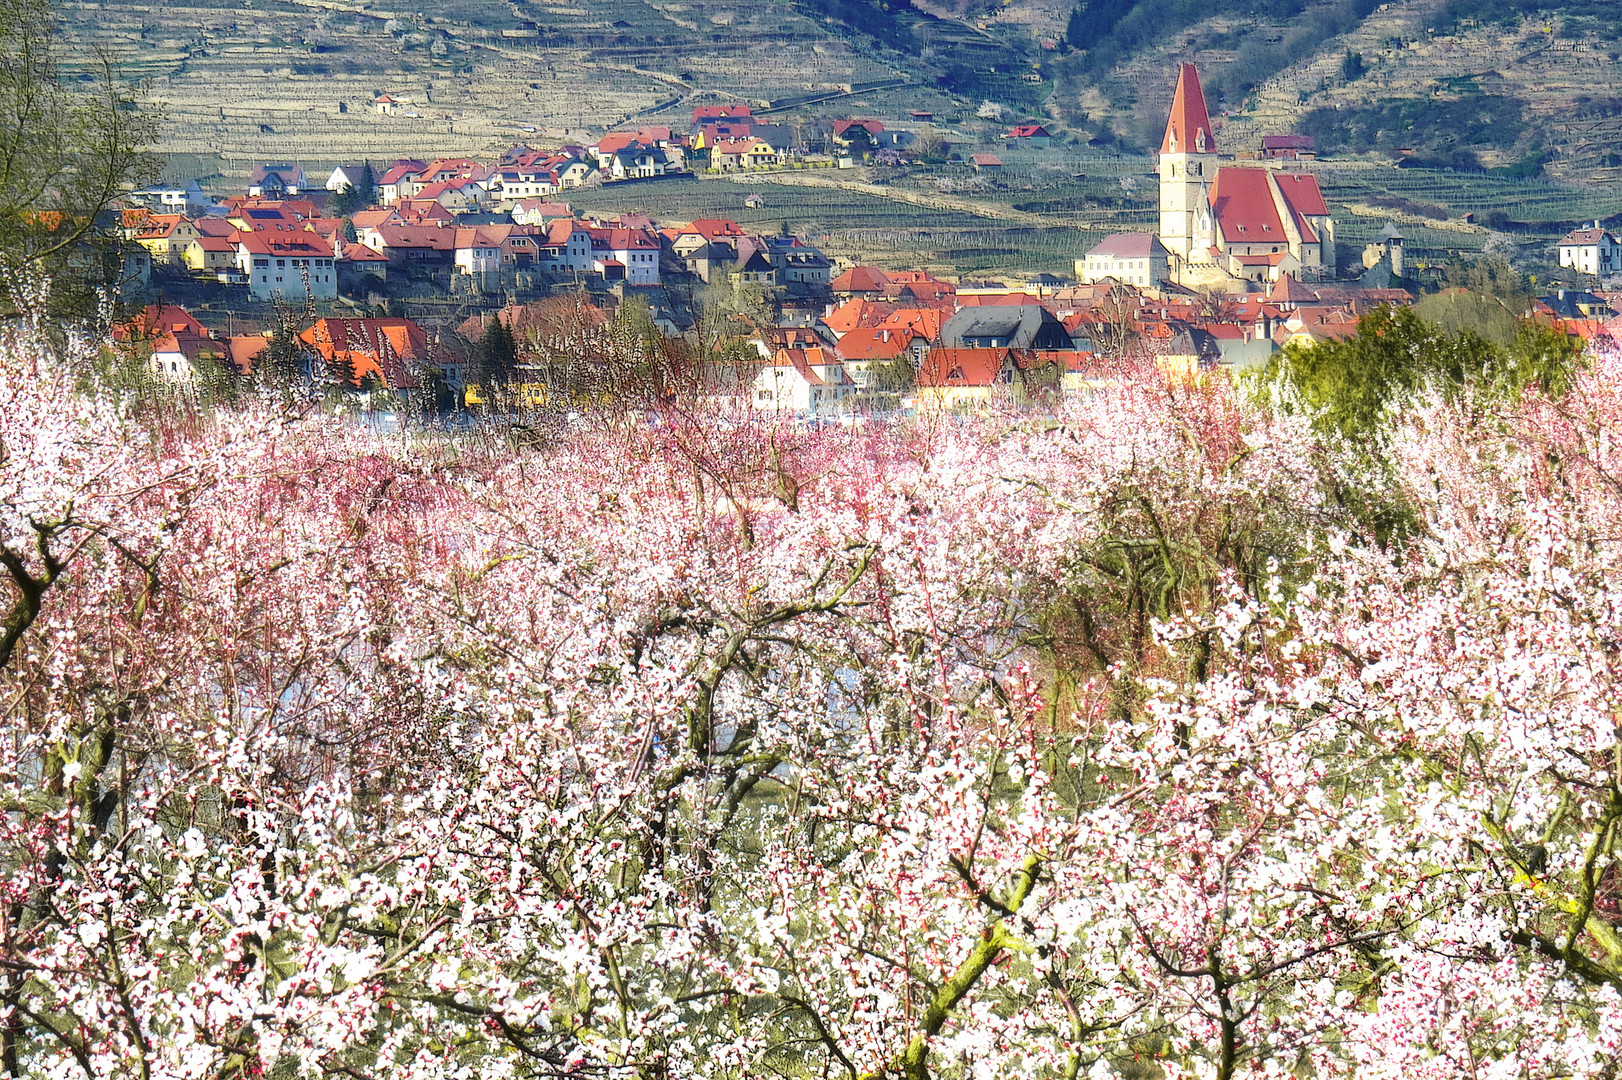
[{"left": 1157, "top": 64, "right": 1337, "bottom": 285}]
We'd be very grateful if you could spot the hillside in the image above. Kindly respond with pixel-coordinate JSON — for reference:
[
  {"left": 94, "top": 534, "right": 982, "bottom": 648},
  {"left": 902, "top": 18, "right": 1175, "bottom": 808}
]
[{"left": 52, "top": 0, "right": 1622, "bottom": 189}]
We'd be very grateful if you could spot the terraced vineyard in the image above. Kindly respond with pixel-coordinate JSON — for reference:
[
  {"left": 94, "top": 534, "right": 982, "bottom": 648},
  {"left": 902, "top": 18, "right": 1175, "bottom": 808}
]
[{"left": 54, "top": 0, "right": 953, "bottom": 189}]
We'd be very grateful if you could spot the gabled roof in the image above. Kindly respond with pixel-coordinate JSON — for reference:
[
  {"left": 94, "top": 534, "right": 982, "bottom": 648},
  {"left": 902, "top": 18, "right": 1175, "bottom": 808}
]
[
  {"left": 1086, "top": 232, "right": 1171, "bottom": 259},
  {"left": 1265, "top": 272, "right": 1320, "bottom": 305},
  {"left": 372, "top": 224, "right": 457, "bottom": 251},
  {"left": 1007, "top": 124, "right": 1051, "bottom": 138},
  {"left": 453, "top": 224, "right": 513, "bottom": 249},
  {"left": 1209, "top": 168, "right": 1288, "bottom": 245},
  {"left": 249, "top": 163, "right": 305, "bottom": 187},
  {"left": 193, "top": 216, "right": 238, "bottom": 238},
  {"left": 377, "top": 162, "right": 427, "bottom": 186},
  {"left": 835, "top": 326, "right": 915, "bottom": 361},
  {"left": 711, "top": 137, "right": 774, "bottom": 155},
  {"left": 940, "top": 304, "right": 1070, "bottom": 349},
  {"left": 831, "top": 266, "right": 891, "bottom": 294},
  {"left": 768, "top": 346, "right": 838, "bottom": 385},
  {"left": 917, "top": 348, "right": 1011, "bottom": 388},
  {"left": 298, "top": 317, "right": 449, "bottom": 388},
  {"left": 833, "top": 119, "right": 885, "bottom": 136},
  {"left": 351, "top": 208, "right": 401, "bottom": 230},
  {"left": 682, "top": 218, "right": 748, "bottom": 240},
  {"left": 693, "top": 104, "right": 753, "bottom": 125},
  {"left": 236, "top": 233, "right": 332, "bottom": 257},
  {"left": 1560, "top": 227, "right": 1616, "bottom": 246},
  {"left": 970, "top": 153, "right": 1003, "bottom": 167},
  {"left": 413, "top": 179, "right": 481, "bottom": 201},
  {"left": 190, "top": 234, "right": 237, "bottom": 253},
  {"left": 596, "top": 132, "right": 648, "bottom": 155},
  {"left": 1274, "top": 171, "right": 1328, "bottom": 216},
  {"left": 1161, "top": 63, "right": 1216, "bottom": 155},
  {"left": 1262, "top": 134, "right": 1315, "bottom": 150},
  {"left": 340, "top": 242, "right": 390, "bottom": 262},
  {"left": 878, "top": 307, "right": 945, "bottom": 341},
  {"left": 225, "top": 334, "right": 270, "bottom": 376},
  {"left": 116, "top": 304, "right": 210, "bottom": 342}
]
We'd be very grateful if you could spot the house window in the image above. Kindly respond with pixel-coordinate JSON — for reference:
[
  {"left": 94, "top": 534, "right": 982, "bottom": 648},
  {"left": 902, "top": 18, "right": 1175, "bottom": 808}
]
[{"left": 253, "top": 258, "right": 269, "bottom": 268}]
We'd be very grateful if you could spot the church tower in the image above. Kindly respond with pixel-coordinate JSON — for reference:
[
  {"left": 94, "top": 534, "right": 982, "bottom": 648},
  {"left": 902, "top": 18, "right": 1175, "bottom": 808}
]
[{"left": 1158, "top": 63, "right": 1218, "bottom": 265}]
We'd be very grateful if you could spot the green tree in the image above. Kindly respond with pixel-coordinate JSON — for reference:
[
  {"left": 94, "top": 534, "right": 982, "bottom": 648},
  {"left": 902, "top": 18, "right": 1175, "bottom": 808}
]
[
  {"left": 475, "top": 316, "right": 519, "bottom": 390},
  {"left": 1341, "top": 48, "right": 1366, "bottom": 80},
  {"left": 1265, "top": 304, "right": 1582, "bottom": 442},
  {"left": 0, "top": 0, "right": 160, "bottom": 317},
  {"left": 1413, "top": 288, "right": 1520, "bottom": 347},
  {"left": 328, "top": 163, "right": 376, "bottom": 216}
]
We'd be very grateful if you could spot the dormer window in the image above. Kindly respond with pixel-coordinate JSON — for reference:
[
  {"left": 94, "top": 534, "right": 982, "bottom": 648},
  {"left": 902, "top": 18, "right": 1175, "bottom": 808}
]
[{"left": 1195, "top": 129, "right": 1207, "bottom": 153}]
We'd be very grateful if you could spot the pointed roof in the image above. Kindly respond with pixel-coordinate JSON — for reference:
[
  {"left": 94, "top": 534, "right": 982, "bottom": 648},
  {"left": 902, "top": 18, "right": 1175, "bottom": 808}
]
[
  {"left": 1266, "top": 272, "right": 1320, "bottom": 305},
  {"left": 1161, "top": 64, "right": 1216, "bottom": 156}
]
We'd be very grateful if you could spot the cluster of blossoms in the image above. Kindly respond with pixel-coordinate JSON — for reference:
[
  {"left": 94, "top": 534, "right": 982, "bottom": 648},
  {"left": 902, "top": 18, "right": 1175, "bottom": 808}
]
[{"left": 4, "top": 310, "right": 1622, "bottom": 1080}]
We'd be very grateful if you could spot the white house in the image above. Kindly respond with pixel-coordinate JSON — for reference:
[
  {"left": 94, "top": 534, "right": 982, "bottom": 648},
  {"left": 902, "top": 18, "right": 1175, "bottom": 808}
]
[
  {"left": 326, "top": 164, "right": 371, "bottom": 195},
  {"left": 749, "top": 346, "right": 854, "bottom": 415},
  {"left": 1078, "top": 233, "right": 1173, "bottom": 287},
  {"left": 1558, "top": 223, "right": 1622, "bottom": 277},
  {"left": 236, "top": 233, "right": 338, "bottom": 300},
  {"left": 247, "top": 164, "right": 306, "bottom": 198},
  {"left": 130, "top": 180, "right": 210, "bottom": 214},
  {"left": 587, "top": 226, "right": 661, "bottom": 285},
  {"left": 454, "top": 225, "right": 509, "bottom": 276}
]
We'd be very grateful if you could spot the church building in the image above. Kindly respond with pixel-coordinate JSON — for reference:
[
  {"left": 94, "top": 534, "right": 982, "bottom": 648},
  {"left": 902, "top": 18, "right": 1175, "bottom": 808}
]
[{"left": 1158, "top": 64, "right": 1336, "bottom": 284}]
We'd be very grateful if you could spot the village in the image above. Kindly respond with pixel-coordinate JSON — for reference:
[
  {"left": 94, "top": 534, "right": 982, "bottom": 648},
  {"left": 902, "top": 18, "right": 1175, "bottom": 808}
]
[{"left": 112, "top": 65, "right": 1622, "bottom": 420}]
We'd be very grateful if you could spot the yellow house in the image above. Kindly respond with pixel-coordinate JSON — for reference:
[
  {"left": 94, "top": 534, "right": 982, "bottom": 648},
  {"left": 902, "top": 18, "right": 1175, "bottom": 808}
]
[
  {"left": 184, "top": 234, "right": 239, "bottom": 274},
  {"left": 710, "top": 137, "right": 779, "bottom": 170},
  {"left": 134, "top": 215, "right": 200, "bottom": 265}
]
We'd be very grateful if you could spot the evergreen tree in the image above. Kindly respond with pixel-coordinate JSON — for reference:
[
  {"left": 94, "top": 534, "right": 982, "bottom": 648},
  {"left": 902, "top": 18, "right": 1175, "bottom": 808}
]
[{"left": 476, "top": 317, "right": 520, "bottom": 390}]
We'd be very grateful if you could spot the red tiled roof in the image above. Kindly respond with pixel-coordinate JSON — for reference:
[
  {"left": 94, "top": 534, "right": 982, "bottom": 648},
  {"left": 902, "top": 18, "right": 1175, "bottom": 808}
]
[
  {"left": 693, "top": 104, "right": 752, "bottom": 123},
  {"left": 878, "top": 307, "right": 945, "bottom": 341},
  {"left": 190, "top": 235, "right": 236, "bottom": 253},
  {"left": 1209, "top": 168, "right": 1287, "bottom": 245},
  {"left": 835, "top": 327, "right": 915, "bottom": 361},
  {"left": 115, "top": 304, "right": 209, "bottom": 343},
  {"left": 1161, "top": 63, "right": 1216, "bottom": 156},
  {"left": 1007, "top": 124, "right": 1050, "bottom": 138},
  {"left": 1561, "top": 228, "right": 1615, "bottom": 246},
  {"left": 917, "top": 348, "right": 1010, "bottom": 388},
  {"left": 235, "top": 233, "right": 332, "bottom": 257},
  {"left": 298, "top": 317, "right": 447, "bottom": 389},
  {"left": 682, "top": 218, "right": 747, "bottom": 240},
  {"left": 833, "top": 119, "right": 885, "bottom": 136},
  {"left": 372, "top": 224, "right": 457, "bottom": 251},
  {"left": 711, "top": 137, "right": 772, "bottom": 155},
  {"left": 1266, "top": 272, "right": 1320, "bottom": 304},
  {"left": 595, "top": 132, "right": 641, "bottom": 155},
  {"left": 831, "top": 266, "right": 891, "bottom": 293},
  {"left": 970, "top": 154, "right": 1003, "bottom": 167}
]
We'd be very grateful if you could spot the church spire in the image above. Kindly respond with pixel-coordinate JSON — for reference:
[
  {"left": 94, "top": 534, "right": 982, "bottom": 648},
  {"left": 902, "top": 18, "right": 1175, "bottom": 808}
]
[{"left": 1161, "top": 63, "right": 1216, "bottom": 156}]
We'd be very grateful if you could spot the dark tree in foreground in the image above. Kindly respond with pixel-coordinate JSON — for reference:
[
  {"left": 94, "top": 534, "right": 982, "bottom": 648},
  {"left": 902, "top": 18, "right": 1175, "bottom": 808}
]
[{"left": 0, "top": 0, "right": 160, "bottom": 318}]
